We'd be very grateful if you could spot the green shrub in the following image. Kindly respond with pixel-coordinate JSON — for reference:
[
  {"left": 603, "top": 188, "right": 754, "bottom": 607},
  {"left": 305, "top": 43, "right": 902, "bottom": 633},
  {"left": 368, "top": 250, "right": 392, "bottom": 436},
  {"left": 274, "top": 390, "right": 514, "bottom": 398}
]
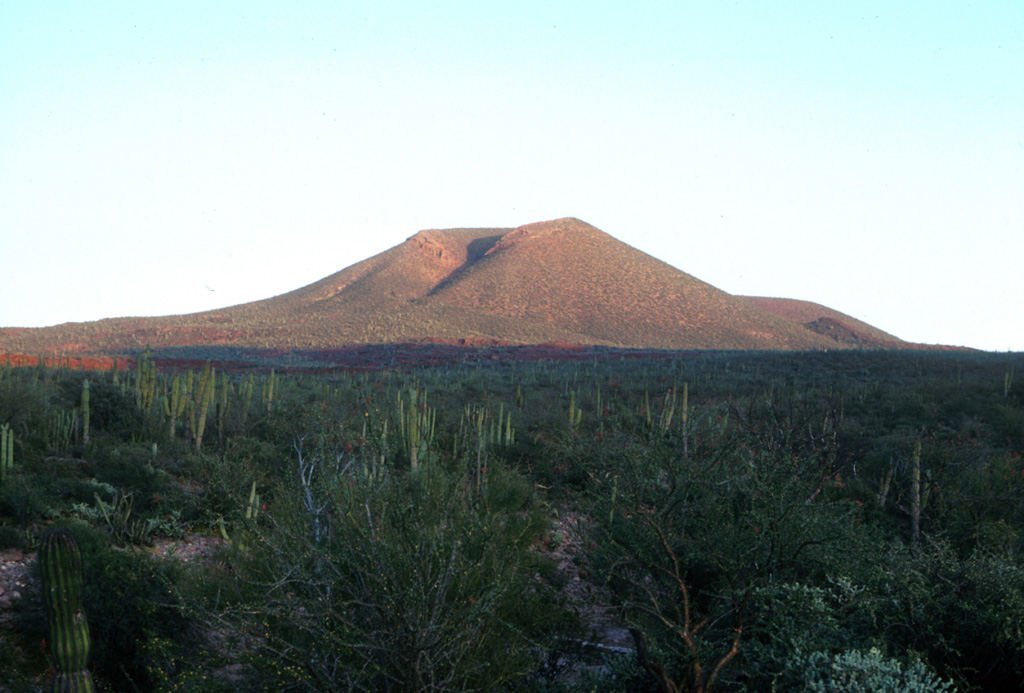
[
  {"left": 0, "top": 522, "right": 27, "bottom": 550},
  {"left": 203, "top": 453, "right": 574, "bottom": 691},
  {"left": 790, "top": 648, "right": 955, "bottom": 692}
]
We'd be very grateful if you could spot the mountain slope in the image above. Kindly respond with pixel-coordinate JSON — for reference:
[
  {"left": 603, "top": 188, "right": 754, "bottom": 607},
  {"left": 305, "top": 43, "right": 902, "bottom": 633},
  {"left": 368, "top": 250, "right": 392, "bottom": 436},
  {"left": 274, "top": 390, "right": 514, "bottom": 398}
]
[
  {"left": 0, "top": 218, "right": 910, "bottom": 356},
  {"left": 422, "top": 218, "right": 837, "bottom": 349},
  {"left": 739, "top": 296, "right": 904, "bottom": 348}
]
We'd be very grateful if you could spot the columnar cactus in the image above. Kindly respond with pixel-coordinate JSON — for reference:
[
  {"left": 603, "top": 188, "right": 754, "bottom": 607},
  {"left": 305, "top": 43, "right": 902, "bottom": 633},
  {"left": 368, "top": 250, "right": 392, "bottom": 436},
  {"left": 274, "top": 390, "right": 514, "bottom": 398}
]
[
  {"left": 39, "top": 528, "right": 95, "bottom": 692},
  {"left": 165, "top": 373, "right": 187, "bottom": 438},
  {"left": 399, "top": 387, "right": 435, "bottom": 470},
  {"left": 264, "top": 369, "right": 277, "bottom": 414},
  {"left": 681, "top": 382, "right": 690, "bottom": 457},
  {"left": 241, "top": 373, "right": 255, "bottom": 425},
  {"left": 0, "top": 423, "right": 13, "bottom": 483},
  {"left": 80, "top": 380, "right": 90, "bottom": 445},
  {"left": 194, "top": 363, "right": 215, "bottom": 450},
  {"left": 134, "top": 346, "right": 157, "bottom": 412},
  {"left": 911, "top": 440, "right": 922, "bottom": 549}
]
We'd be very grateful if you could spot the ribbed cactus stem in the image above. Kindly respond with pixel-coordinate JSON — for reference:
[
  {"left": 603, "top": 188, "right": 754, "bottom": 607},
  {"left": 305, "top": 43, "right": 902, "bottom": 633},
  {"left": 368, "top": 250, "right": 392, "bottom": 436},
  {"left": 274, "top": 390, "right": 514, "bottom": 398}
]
[
  {"left": 241, "top": 373, "right": 254, "bottom": 424},
  {"left": 1, "top": 423, "right": 13, "bottom": 483},
  {"left": 80, "top": 380, "right": 90, "bottom": 445},
  {"left": 265, "top": 369, "right": 276, "bottom": 413},
  {"left": 217, "top": 376, "right": 230, "bottom": 443},
  {"left": 166, "top": 373, "right": 187, "bottom": 438},
  {"left": 195, "top": 363, "right": 215, "bottom": 450},
  {"left": 39, "top": 528, "right": 95, "bottom": 692}
]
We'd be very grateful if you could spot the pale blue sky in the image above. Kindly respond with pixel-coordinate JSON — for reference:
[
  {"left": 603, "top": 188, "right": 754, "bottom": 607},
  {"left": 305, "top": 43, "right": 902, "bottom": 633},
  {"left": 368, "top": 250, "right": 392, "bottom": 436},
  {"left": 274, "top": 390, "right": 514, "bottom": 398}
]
[{"left": 2, "top": 1, "right": 1021, "bottom": 350}]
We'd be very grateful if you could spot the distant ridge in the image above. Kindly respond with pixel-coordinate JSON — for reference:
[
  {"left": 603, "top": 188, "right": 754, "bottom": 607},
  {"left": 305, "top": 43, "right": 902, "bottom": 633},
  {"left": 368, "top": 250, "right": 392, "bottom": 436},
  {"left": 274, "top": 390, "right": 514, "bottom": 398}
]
[
  {"left": 0, "top": 217, "right": 922, "bottom": 358},
  {"left": 739, "top": 297, "right": 905, "bottom": 348}
]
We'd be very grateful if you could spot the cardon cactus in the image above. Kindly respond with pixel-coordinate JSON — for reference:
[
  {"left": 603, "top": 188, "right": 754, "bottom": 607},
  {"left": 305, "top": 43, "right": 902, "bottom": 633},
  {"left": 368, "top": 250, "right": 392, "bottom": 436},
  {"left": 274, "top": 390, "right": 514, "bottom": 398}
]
[{"left": 39, "top": 528, "right": 95, "bottom": 692}]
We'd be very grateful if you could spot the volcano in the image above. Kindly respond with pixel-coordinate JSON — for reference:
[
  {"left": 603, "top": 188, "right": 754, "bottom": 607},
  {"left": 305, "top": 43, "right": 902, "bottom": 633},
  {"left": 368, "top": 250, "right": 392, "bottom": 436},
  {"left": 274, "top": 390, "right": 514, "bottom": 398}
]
[{"left": 0, "top": 217, "right": 913, "bottom": 358}]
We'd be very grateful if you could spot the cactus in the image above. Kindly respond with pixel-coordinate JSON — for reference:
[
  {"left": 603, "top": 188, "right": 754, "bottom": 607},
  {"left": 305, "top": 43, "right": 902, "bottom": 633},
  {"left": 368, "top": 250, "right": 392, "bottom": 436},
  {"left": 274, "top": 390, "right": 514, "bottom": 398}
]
[
  {"left": 398, "top": 387, "right": 435, "bottom": 470},
  {"left": 474, "top": 407, "right": 486, "bottom": 498},
  {"left": 39, "top": 528, "right": 95, "bottom": 692},
  {"left": 241, "top": 373, "right": 255, "bottom": 425},
  {"left": 194, "top": 362, "right": 215, "bottom": 450},
  {"left": 502, "top": 404, "right": 515, "bottom": 446},
  {"left": 217, "top": 375, "right": 230, "bottom": 445},
  {"left": 263, "top": 369, "right": 277, "bottom": 414},
  {"left": 681, "top": 382, "right": 690, "bottom": 457},
  {"left": 164, "top": 374, "right": 187, "bottom": 438},
  {"left": 134, "top": 346, "right": 157, "bottom": 412},
  {"left": 877, "top": 464, "right": 894, "bottom": 508},
  {"left": 245, "top": 480, "right": 260, "bottom": 521},
  {"left": 568, "top": 390, "right": 582, "bottom": 430},
  {"left": 49, "top": 409, "right": 78, "bottom": 455},
  {"left": 1, "top": 423, "right": 13, "bottom": 483},
  {"left": 911, "top": 440, "right": 922, "bottom": 549},
  {"left": 80, "top": 380, "right": 90, "bottom": 445},
  {"left": 658, "top": 385, "right": 677, "bottom": 435}
]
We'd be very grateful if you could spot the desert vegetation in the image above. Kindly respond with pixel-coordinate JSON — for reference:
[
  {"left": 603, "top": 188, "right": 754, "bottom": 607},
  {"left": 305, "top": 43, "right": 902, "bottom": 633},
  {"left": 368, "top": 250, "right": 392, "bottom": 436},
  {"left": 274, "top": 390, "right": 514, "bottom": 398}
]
[{"left": 1, "top": 349, "right": 1023, "bottom": 691}]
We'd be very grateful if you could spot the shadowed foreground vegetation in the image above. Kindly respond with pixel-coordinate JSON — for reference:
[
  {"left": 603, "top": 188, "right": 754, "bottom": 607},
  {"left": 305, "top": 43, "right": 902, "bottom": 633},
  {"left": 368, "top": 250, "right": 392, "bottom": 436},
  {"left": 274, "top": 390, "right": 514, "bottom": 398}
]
[{"left": 1, "top": 349, "right": 1023, "bottom": 691}]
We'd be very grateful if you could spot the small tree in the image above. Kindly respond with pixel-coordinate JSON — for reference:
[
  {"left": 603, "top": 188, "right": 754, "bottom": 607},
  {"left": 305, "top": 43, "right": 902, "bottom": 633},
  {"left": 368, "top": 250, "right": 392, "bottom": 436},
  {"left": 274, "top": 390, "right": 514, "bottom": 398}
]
[{"left": 208, "top": 442, "right": 573, "bottom": 691}]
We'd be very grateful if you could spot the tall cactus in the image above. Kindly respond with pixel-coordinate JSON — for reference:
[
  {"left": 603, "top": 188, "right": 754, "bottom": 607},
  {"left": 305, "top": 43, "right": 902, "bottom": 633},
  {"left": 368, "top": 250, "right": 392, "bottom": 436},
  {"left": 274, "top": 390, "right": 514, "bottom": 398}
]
[
  {"left": 39, "top": 528, "right": 95, "bottom": 692},
  {"left": 1, "top": 423, "right": 13, "bottom": 483},
  {"left": 217, "top": 375, "right": 231, "bottom": 446},
  {"left": 241, "top": 373, "right": 255, "bottom": 426},
  {"left": 398, "top": 387, "right": 435, "bottom": 470},
  {"left": 134, "top": 346, "right": 157, "bottom": 412},
  {"left": 911, "top": 440, "right": 922, "bottom": 550},
  {"left": 681, "top": 382, "right": 689, "bottom": 458},
  {"left": 194, "top": 362, "right": 215, "bottom": 450},
  {"left": 263, "top": 370, "right": 277, "bottom": 414},
  {"left": 568, "top": 389, "right": 583, "bottom": 431},
  {"left": 164, "top": 373, "right": 187, "bottom": 438},
  {"left": 80, "top": 380, "right": 90, "bottom": 445}
]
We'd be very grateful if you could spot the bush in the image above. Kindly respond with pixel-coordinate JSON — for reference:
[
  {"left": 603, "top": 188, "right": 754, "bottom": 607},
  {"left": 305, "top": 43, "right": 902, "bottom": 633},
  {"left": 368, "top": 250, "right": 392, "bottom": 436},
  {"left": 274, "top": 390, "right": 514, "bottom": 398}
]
[
  {"left": 790, "top": 648, "right": 955, "bottom": 692},
  {"left": 202, "top": 452, "right": 575, "bottom": 691}
]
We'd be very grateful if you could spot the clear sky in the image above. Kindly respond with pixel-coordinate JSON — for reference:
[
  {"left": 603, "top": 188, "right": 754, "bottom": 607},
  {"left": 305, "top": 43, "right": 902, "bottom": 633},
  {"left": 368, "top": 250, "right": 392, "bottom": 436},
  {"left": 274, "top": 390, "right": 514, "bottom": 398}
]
[{"left": 2, "top": 1, "right": 1021, "bottom": 351}]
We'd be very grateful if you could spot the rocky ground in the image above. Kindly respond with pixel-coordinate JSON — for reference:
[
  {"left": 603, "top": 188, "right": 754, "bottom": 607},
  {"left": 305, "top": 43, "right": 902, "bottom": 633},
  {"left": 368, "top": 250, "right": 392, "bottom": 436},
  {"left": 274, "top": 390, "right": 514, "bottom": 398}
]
[
  {"left": 0, "top": 547, "right": 30, "bottom": 628},
  {"left": 543, "top": 511, "right": 634, "bottom": 654}
]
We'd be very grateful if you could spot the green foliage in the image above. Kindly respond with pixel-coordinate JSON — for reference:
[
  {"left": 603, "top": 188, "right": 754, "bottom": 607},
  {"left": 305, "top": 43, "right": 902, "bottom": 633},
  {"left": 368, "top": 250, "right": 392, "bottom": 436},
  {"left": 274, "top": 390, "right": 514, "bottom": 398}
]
[
  {"left": 791, "top": 648, "right": 955, "bottom": 692},
  {"left": 587, "top": 409, "right": 862, "bottom": 691},
  {"left": 0, "top": 522, "right": 26, "bottom": 549},
  {"left": 2, "top": 350, "right": 1024, "bottom": 689},
  {"left": 205, "top": 451, "right": 572, "bottom": 691},
  {"left": 71, "top": 490, "right": 185, "bottom": 546}
]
